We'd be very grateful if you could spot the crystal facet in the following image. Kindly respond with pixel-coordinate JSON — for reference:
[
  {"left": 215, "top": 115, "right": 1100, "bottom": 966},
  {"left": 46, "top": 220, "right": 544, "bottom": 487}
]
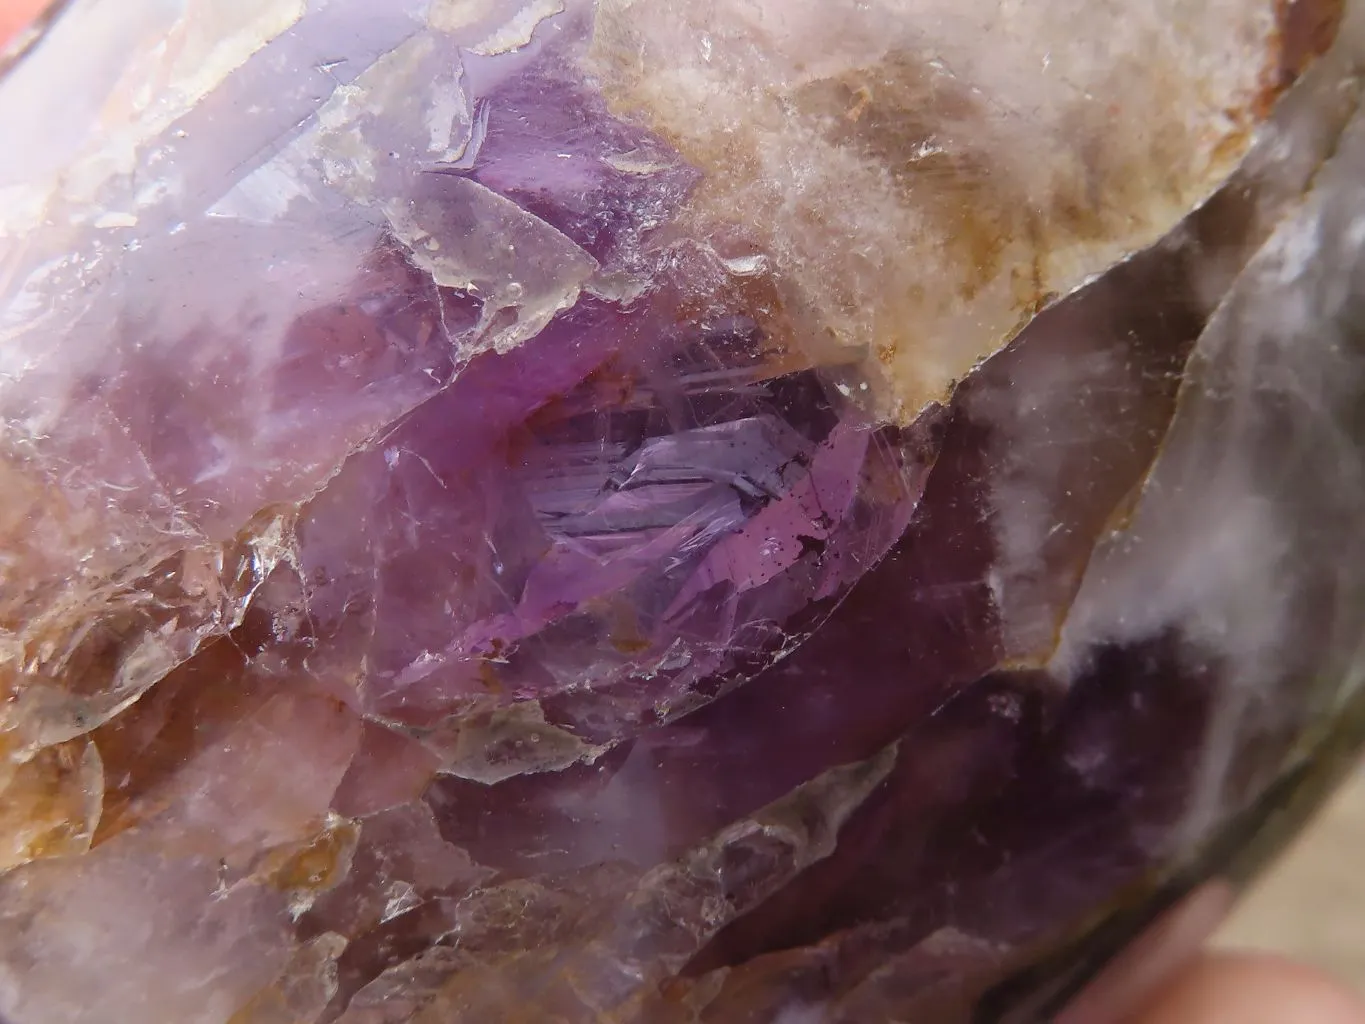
[{"left": 1, "top": 0, "right": 1364, "bottom": 1021}]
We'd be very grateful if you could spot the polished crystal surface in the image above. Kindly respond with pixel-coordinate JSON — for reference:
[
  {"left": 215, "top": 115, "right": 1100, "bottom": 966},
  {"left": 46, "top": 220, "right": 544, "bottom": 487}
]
[{"left": 1, "top": 1, "right": 1364, "bottom": 1021}]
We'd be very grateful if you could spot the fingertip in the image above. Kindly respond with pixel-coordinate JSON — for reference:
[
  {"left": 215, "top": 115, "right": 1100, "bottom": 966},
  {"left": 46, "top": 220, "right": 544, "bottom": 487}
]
[
  {"left": 0, "top": 0, "right": 50, "bottom": 48},
  {"left": 1134, "top": 952, "right": 1365, "bottom": 1024}
]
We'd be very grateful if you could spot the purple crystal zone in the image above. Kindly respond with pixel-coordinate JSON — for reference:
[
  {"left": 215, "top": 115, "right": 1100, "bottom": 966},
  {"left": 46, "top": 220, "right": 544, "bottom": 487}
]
[
  {"left": 262, "top": 123, "right": 1217, "bottom": 1021},
  {"left": 238, "top": 23, "right": 930, "bottom": 738},
  {"left": 279, "top": 239, "right": 1244, "bottom": 1022},
  {"left": 457, "top": 44, "right": 699, "bottom": 267},
  {"left": 289, "top": 293, "right": 924, "bottom": 729},
  {"left": 288, "top": 169, "right": 1336, "bottom": 1018}
]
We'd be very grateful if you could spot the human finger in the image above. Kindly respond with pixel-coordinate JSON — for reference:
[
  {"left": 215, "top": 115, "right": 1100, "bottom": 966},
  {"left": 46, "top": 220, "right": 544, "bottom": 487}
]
[
  {"left": 0, "top": 0, "right": 49, "bottom": 48},
  {"left": 1132, "top": 952, "right": 1365, "bottom": 1024}
]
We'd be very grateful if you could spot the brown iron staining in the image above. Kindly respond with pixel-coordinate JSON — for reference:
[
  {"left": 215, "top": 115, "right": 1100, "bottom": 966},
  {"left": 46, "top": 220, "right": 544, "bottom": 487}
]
[
  {"left": 804, "top": 45, "right": 1264, "bottom": 308},
  {"left": 590, "top": 3, "right": 1293, "bottom": 421},
  {"left": 0, "top": 735, "right": 103, "bottom": 872},
  {"left": 801, "top": 56, "right": 1014, "bottom": 306},
  {"left": 1276, "top": 0, "right": 1348, "bottom": 94}
]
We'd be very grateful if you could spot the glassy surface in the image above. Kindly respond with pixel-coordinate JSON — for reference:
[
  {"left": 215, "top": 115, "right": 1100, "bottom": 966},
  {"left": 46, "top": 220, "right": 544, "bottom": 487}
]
[{"left": 1, "top": 1, "right": 1364, "bottom": 1021}]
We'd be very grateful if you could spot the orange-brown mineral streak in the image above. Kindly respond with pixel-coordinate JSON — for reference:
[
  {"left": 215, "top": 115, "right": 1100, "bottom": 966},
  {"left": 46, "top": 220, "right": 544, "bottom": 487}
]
[
  {"left": 1276, "top": 0, "right": 1349, "bottom": 91},
  {"left": 89, "top": 641, "right": 262, "bottom": 844},
  {"left": 0, "top": 732, "right": 103, "bottom": 871},
  {"left": 262, "top": 815, "right": 360, "bottom": 894}
]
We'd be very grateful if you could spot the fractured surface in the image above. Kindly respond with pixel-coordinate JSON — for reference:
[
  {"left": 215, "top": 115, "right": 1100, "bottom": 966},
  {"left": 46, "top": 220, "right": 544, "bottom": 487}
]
[{"left": 0, "top": 0, "right": 1363, "bottom": 1021}]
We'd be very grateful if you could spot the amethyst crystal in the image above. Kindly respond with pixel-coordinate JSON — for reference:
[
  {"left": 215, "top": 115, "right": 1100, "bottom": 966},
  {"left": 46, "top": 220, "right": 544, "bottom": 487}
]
[{"left": 1, "top": 1, "right": 1364, "bottom": 1021}]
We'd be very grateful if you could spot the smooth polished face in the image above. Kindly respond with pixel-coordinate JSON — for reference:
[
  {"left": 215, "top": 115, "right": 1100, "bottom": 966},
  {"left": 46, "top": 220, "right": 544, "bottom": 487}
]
[{"left": 0, "top": 2, "right": 1363, "bottom": 1022}]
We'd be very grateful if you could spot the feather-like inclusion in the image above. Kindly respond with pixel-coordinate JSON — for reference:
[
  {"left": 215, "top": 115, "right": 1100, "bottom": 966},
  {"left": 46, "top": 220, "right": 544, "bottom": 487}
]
[{"left": 0, "top": 0, "right": 1363, "bottom": 1021}]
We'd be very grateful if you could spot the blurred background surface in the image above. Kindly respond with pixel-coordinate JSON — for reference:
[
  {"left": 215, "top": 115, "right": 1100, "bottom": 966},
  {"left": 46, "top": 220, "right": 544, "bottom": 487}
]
[{"left": 1216, "top": 768, "right": 1365, "bottom": 990}]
